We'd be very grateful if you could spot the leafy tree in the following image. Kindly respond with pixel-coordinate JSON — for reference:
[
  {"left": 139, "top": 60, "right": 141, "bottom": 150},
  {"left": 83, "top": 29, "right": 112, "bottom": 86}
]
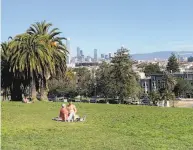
[
  {"left": 163, "top": 72, "right": 177, "bottom": 92},
  {"left": 74, "top": 67, "right": 93, "bottom": 98},
  {"left": 136, "top": 63, "right": 147, "bottom": 70},
  {"left": 188, "top": 56, "right": 193, "bottom": 62},
  {"left": 110, "top": 47, "right": 141, "bottom": 103},
  {"left": 161, "top": 90, "right": 176, "bottom": 107},
  {"left": 166, "top": 53, "right": 179, "bottom": 73},
  {"left": 174, "top": 78, "right": 193, "bottom": 98},
  {"left": 148, "top": 91, "right": 161, "bottom": 105},
  {"left": 48, "top": 68, "right": 77, "bottom": 97},
  {"left": 144, "top": 63, "right": 162, "bottom": 76},
  {"left": 96, "top": 62, "right": 113, "bottom": 102},
  {"left": 159, "top": 72, "right": 177, "bottom": 106}
]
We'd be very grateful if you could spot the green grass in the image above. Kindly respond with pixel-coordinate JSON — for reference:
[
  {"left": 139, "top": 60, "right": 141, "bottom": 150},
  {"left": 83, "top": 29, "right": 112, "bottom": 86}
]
[{"left": 2, "top": 102, "right": 193, "bottom": 150}]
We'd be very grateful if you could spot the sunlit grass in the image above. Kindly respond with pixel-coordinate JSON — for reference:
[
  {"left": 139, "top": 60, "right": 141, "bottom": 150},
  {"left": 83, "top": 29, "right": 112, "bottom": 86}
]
[{"left": 2, "top": 102, "right": 193, "bottom": 150}]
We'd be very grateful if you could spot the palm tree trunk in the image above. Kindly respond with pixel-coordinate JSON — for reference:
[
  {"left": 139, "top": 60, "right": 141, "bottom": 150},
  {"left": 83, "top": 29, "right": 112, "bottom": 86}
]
[
  {"left": 39, "top": 78, "right": 48, "bottom": 101},
  {"left": 31, "top": 79, "right": 37, "bottom": 102},
  {"left": 11, "top": 80, "right": 22, "bottom": 101},
  {"left": 2, "top": 89, "right": 7, "bottom": 101},
  {"left": 40, "top": 82, "right": 48, "bottom": 101}
]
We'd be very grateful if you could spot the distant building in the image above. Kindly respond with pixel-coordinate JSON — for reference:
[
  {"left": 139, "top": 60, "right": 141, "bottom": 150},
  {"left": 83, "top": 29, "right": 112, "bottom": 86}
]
[
  {"left": 105, "top": 55, "right": 108, "bottom": 59},
  {"left": 109, "top": 52, "right": 112, "bottom": 59},
  {"left": 94, "top": 49, "right": 98, "bottom": 62},
  {"left": 75, "top": 62, "right": 100, "bottom": 67},
  {"left": 140, "top": 72, "right": 193, "bottom": 98},
  {"left": 80, "top": 50, "right": 83, "bottom": 56},
  {"left": 77, "top": 47, "right": 80, "bottom": 58},
  {"left": 101, "top": 54, "right": 104, "bottom": 59},
  {"left": 85, "top": 56, "right": 92, "bottom": 62},
  {"left": 66, "top": 38, "right": 71, "bottom": 64}
]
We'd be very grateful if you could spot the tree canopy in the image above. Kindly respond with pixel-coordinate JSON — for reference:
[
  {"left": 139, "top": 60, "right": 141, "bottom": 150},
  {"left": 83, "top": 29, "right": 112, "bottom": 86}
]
[
  {"left": 188, "top": 56, "right": 193, "bottom": 62},
  {"left": 1, "top": 21, "right": 68, "bottom": 101},
  {"left": 166, "top": 53, "right": 179, "bottom": 73},
  {"left": 144, "top": 63, "right": 162, "bottom": 76}
]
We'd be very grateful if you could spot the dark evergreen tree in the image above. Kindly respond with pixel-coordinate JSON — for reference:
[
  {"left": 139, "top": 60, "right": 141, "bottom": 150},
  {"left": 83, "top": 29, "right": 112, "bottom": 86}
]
[{"left": 166, "top": 53, "right": 179, "bottom": 73}]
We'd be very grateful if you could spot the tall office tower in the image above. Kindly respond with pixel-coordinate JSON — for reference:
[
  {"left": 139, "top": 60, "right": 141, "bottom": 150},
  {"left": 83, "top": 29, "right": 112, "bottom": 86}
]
[
  {"left": 101, "top": 54, "right": 104, "bottom": 59},
  {"left": 94, "top": 49, "right": 98, "bottom": 62},
  {"left": 77, "top": 47, "right": 80, "bottom": 58},
  {"left": 81, "top": 55, "right": 85, "bottom": 62},
  {"left": 80, "top": 50, "right": 83, "bottom": 56},
  {"left": 105, "top": 55, "right": 108, "bottom": 59},
  {"left": 66, "top": 38, "right": 71, "bottom": 64},
  {"left": 109, "top": 52, "right": 112, "bottom": 58}
]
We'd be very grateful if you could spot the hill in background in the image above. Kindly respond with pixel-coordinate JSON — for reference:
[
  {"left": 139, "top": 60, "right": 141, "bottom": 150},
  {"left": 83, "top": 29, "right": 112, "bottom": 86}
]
[{"left": 131, "top": 51, "right": 193, "bottom": 60}]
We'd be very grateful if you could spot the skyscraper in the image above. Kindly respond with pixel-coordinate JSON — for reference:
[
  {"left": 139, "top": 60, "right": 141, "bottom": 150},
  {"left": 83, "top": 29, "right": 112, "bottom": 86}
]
[
  {"left": 94, "top": 49, "right": 98, "bottom": 62},
  {"left": 101, "top": 54, "right": 104, "bottom": 59},
  {"left": 105, "top": 55, "right": 108, "bottom": 59},
  {"left": 80, "top": 50, "right": 83, "bottom": 56},
  {"left": 66, "top": 38, "right": 71, "bottom": 64},
  {"left": 109, "top": 52, "right": 112, "bottom": 58},
  {"left": 76, "top": 47, "right": 80, "bottom": 61}
]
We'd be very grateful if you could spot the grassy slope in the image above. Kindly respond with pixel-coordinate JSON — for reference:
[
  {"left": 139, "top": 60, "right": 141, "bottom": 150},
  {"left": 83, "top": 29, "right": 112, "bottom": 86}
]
[{"left": 2, "top": 102, "right": 193, "bottom": 150}]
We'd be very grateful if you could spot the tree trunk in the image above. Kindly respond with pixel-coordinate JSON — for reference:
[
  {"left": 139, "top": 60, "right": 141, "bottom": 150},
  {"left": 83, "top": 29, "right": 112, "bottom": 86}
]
[
  {"left": 10, "top": 80, "right": 22, "bottom": 101},
  {"left": 31, "top": 79, "right": 37, "bottom": 102},
  {"left": 40, "top": 87, "right": 48, "bottom": 101},
  {"left": 2, "top": 89, "right": 7, "bottom": 101},
  {"left": 40, "top": 79, "right": 48, "bottom": 101}
]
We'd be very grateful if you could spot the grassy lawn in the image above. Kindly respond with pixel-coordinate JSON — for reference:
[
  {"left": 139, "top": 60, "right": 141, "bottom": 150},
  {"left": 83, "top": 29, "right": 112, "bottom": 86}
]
[{"left": 2, "top": 102, "right": 193, "bottom": 150}]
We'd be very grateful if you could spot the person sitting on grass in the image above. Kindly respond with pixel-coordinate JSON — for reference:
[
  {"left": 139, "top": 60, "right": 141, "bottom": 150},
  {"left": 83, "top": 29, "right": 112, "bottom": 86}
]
[
  {"left": 22, "top": 96, "right": 32, "bottom": 103},
  {"left": 67, "top": 101, "right": 77, "bottom": 122},
  {"left": 59, "top": 104, "right": 69, "bottom": 121}
]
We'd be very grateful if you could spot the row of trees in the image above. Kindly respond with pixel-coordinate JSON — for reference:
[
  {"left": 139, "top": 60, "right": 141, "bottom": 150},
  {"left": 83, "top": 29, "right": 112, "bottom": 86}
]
[
  {"left": 47, "top": 49, "right": 192, "bottom": 105},
  {"left": 48, "top": 47, "right": 142, "bottom": 103},
  {"left": 1, "top": 21, "right": 68, "bottom": 101}
]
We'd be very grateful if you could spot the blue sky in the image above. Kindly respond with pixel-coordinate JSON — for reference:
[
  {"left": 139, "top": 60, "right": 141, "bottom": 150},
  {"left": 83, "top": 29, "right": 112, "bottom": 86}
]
[{"left": 2, "top": 0, "right": 193, "bottom": 56}]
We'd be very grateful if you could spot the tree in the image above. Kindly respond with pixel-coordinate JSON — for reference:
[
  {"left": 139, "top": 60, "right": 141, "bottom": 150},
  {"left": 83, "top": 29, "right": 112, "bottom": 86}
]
[
  {"left": 166, "top": 53, "right": 179, "bottom": 73},
  {"left": 26, "top": 20, "right": 67, "bottom": 101},
  {"left": 48, "top": 68, "right": 77, "bottom": 98},
  {"left": 1, "top": 21, "right": 67, "bottom": 101},
  {"left": 9, "top": 34, "right": 56, "bottom": 101},
  {"left": 148, "top": 91, "right": 161, "bottom": 105},
  {"left": 188, "top": 56, "right": 193, "bottom": 62},
  {"left": 174, "top": 78, "right": 193, "bottom": 98},
  {"left": 73, "top": 67, "right": 93, "bottom": 98},
  {"left": 1, "top": 42, "right": 14, "bottom": 100},
  {"left": 110, "top": 47, "right": 141, "bottom": 103},
  {"left": 160, "top": 72, "right": 177, "bottom": 107},
  {"left": 144, "top": 63, "right": 162, "bottom": 76},
  {"left": 96, "top": 62, "right": 113, "bottom": 102}
]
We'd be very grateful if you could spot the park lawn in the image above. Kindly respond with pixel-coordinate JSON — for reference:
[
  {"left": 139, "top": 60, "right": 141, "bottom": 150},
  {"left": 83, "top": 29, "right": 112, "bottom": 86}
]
[{"left": 1, "top": 102, "right": 193, "bottom": 150}]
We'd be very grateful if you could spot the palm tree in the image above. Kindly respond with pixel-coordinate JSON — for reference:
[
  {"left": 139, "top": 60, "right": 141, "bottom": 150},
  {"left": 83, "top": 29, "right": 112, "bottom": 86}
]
[
  {"left": 26, "top": 21, "right": 68, "bottom": 101},
  {"left": 1, "top": 42, "right": 13, "bottom": 100},
  {"left": 9, "top": 34, "right": 56, "bottom": 101}
]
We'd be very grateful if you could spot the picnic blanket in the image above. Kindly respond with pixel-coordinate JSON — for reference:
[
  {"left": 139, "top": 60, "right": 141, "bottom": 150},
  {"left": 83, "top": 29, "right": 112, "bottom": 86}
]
[{"left": 52, "top": 115, "right": 86, "bottom": 122}]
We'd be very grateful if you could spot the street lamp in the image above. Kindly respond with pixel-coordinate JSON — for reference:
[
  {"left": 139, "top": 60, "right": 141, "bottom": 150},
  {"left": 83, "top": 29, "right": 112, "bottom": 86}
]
[
  {"left": 76, "top": 73, "right": 81, "bottom": 102},
  {"left": 94, "top": 82, "right": 97, "bottom": 99},
  {"left": 79, "top": 87, "right": 81, "bottom": 102}
]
